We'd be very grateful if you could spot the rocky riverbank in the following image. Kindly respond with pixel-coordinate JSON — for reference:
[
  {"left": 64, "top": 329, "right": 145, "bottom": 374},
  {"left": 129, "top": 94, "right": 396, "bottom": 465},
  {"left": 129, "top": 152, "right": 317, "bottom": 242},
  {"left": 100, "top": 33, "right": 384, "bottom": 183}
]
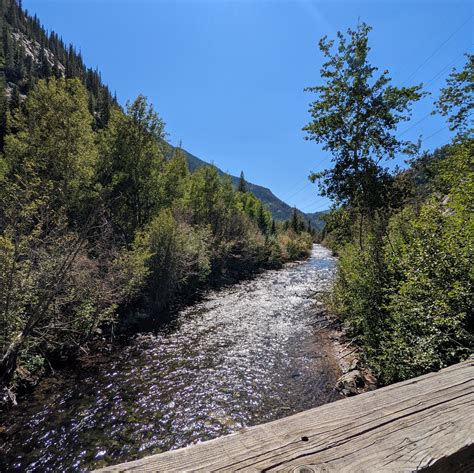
[{"left": 321, "top": 309, "right": 379, "bottom": 396}]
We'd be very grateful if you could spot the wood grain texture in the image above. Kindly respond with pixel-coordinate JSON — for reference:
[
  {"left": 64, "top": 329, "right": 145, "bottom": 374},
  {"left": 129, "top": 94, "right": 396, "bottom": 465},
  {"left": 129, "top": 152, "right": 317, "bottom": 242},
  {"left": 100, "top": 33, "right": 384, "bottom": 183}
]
[{"left": 95, "top": 359, "right": 474, "bottom": 472}]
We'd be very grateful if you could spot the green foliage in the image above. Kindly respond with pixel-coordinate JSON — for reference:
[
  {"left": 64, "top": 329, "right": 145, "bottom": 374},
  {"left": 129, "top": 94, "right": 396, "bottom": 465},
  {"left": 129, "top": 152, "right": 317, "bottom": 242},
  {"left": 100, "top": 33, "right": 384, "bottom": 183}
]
[
  {"left": 4, "top": 78, "right": 98, "bottom": 215},
  {"left": 186, "top": 165, "right": 232, "bottom": 233},
  {"left": 316, "top": 28, "right": 473, "bottom": 383},
  {"left": 0, "top": 0, "right": 115, "bottom": 144},
  {"left": 381, "top": 199, "right": 472, "bottom": 381},
  {"left": 135, "top": 209, "right": 211, "bottom": 309},
  {"left": 238, "top": 170, "right": 247, "bottom": 193},
  {"left": 304, "top": 23, "right": 424, "bottom": 213},
  {"left": 98, "top": 96, "right": 166, "bottom": 240},
  {"left": 330, "top": 222, "right": 390, "bottom": 355},
  {"left": 291, "top": 207, "right": 299, "bottom": 233},
  {"left": 0, "top": 200, "right": 144, "bottom": 387},
  {"left": 279, "top": 230, "right": 313, "bottom": 261},
  {"left": 329, "top": 140, "right": 473, "bottom": 383},
  {"left": 0, "top": 76, "right": 312, "bottom": 394},
  {"left": 434, "top": 54, "right": 473, "bottom": 137},
  {"left": 156, "top": 147, "right": 189, "bottom": 209},
  {"left": 320, "top": 206, "right": 355, "bottom": 253}
]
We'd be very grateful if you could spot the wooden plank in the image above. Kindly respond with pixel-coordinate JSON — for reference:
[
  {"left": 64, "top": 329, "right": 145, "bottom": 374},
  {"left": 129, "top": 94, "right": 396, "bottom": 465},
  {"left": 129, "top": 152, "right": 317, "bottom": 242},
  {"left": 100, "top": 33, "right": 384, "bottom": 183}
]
[{"left": 95, "top": 359, "right": 474, "bottom": 472}]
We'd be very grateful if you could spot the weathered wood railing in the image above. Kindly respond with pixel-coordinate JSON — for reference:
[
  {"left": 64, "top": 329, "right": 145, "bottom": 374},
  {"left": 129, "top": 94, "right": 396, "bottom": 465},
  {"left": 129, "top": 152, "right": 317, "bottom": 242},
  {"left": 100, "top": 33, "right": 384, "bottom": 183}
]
[{"left": 96, "top": 359, "right": 473, "bottom": 472}]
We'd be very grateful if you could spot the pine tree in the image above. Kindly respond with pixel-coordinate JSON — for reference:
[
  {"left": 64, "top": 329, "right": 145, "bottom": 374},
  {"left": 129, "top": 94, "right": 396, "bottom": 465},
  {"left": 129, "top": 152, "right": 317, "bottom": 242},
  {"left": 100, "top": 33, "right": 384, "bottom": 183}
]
[
  {"left": 257, "top": 203, "right": 268, "bottom": 234},
  {"left": 10, "top": 84, "right": 20, "bottom": 110},
  {"left": 271, "top": 219, "right": 277, "bottom": 235},
  {"left": 1, "top": 0, "right": 115, "bottom": 130},
  {"left": 291, "top": 207, "right": 299, "bottom": 233},
  {"left": 238, "top": 170, "right": 247, "bottom": 193}
]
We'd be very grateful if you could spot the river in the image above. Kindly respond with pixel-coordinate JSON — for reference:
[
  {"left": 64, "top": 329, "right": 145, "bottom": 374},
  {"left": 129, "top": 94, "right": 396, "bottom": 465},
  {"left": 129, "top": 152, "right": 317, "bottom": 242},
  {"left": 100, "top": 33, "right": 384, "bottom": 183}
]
[{"left": 0, "top": 244, "right": 341, "bottom": 472}]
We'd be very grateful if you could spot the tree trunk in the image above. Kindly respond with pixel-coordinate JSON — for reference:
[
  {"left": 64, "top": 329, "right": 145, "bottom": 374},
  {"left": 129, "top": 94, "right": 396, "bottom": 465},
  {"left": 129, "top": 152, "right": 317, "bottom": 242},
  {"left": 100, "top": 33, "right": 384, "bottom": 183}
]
[{"left": 0, "top": 332, "right": 24, "bottom": 386}]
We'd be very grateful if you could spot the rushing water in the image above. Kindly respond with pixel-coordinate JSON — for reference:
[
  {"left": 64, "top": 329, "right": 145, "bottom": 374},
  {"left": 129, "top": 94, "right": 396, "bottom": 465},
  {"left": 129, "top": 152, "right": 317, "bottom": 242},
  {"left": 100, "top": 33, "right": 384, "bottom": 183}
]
[{"left": 0, "top": 245, "right": 340, "bottom": 472}]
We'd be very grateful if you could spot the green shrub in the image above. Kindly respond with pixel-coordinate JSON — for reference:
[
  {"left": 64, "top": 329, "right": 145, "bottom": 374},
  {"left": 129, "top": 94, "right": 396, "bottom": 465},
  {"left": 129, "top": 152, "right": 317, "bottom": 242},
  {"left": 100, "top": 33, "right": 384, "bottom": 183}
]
[
  {"left": 329, "top": 141, "right": 473, "bottom": 383},
  {"left": 136, "top": 209, "right": 211, "bottom": 309}
]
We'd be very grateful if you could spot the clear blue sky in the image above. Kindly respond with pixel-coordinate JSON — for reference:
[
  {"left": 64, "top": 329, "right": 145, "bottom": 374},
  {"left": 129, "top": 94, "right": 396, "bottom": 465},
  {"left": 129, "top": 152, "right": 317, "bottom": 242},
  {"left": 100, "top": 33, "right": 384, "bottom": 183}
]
[{"left": 23, "top": 0, "right": 473, "bottom": 212}]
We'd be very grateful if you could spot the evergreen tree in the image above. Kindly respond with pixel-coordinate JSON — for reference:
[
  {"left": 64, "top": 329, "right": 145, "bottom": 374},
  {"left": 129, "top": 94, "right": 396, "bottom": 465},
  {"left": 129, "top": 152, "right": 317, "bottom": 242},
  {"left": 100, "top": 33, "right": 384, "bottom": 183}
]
[
  {"left": 271, "top": 219, "right": 276, "bottom": 235},
  {"left": 291, "top": 207, "right": 299, "bottom": 233},
  {"left": 238, "top": 170, "right": 247, "bottom": 193},
  {"left": 257, "top": 203, "right": 268, "bottom": 234},
  {"left": 1, "top": 0, "right": 115, "bottom": 134},
  {"left": 0, "top": 73, "right": 7, "bottom": 148},
  {"left": 9, "top": 84, "right": 19, "bottom": 110}
]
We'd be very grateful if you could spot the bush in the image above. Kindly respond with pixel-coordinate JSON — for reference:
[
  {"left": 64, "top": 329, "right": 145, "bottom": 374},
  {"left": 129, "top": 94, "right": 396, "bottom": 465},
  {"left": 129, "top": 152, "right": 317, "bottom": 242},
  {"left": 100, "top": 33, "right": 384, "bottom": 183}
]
[
  {"left": 329, "top": 141, "right": 473, "bottom": 383},
  {"left": 279, "top": 230, "right": 313, "bottom": 261},
  {"left": 136, "top": 209, "right": 211, "bottom": 309}
]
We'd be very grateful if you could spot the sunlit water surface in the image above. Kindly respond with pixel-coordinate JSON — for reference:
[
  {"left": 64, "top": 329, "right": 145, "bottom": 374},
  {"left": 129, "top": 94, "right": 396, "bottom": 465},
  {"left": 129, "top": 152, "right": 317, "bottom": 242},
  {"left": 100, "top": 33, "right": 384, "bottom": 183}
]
[{"left": 0, "top": 244, "right": 340, "bottom": 472}]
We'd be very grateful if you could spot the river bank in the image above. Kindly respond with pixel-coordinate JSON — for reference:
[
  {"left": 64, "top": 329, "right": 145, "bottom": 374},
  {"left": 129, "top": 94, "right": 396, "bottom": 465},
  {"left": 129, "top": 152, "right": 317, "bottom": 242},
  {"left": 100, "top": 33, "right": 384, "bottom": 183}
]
[
  {"left": 0, "top": 244, "right": 345, "bottom": 472},
  {"left": 323, "top": 314, "right": 378, "bottom": 397},
  {"left": 0, "top": 243, "right": 311, "bottom": 410}
]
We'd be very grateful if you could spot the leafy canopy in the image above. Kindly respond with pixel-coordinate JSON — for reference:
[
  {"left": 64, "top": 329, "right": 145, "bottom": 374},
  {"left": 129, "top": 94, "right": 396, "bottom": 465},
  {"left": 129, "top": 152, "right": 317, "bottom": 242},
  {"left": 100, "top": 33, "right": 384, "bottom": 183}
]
[
  {"left": 434, "top": 54, "right": 473, "bottom": 138},
  {"left": 304, "top": 23, "right": 425, "bottom": 212}
]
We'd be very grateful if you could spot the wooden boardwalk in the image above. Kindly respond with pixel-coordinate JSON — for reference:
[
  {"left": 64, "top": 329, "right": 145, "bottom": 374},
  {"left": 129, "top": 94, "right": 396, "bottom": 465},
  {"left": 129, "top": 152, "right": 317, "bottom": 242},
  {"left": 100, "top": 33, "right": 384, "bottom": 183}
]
[{"left": 96, "top": 359, "right": 474, "bottom": 472}]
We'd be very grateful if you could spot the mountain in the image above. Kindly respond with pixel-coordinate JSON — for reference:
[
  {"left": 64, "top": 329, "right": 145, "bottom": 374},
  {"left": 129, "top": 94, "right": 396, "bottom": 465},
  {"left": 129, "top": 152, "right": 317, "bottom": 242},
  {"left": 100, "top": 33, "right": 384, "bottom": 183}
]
[
  {"left": 1, "top": 0, "right": 328, "bottom": 231},
  {"left": 177, "top": 146, "right": 328, "bottom": 230},
  {"left": 0, "top": 0, "right": 116, "bottom": 135}
]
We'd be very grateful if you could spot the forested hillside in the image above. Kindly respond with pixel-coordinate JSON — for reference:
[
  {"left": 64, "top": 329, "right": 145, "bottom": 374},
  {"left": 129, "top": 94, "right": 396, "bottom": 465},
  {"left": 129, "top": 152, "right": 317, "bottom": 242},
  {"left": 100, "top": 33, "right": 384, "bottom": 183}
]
[
  {"left": 0, "top": 0, "right": 325, "bottom": 228},
  {"left": 0, "top": 0, "right": 115, "bottom": 136},
  {"left": 305, "top": 23, "right": 473, "bottom": 384},
  {"left": 0, "top": 0, "right": 315, "bottom": 400},
  {"left": 180, "top": 146, "right": 327, "bottom": 228}
]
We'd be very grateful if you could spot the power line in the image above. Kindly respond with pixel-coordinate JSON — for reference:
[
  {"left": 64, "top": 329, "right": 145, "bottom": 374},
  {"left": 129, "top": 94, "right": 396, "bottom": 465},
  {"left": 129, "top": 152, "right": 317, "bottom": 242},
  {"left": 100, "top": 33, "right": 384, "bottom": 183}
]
[
  {"left": 280, "top": 153, "right": 334, "bottom": 201},
  {"left": 279, "top": 175, "right": 310, "bottom": 198},
  {"left": 402, "top": 16, "right": 473, "bottom": 84},
  {"left": 295, "top": 190, "right": 327, "bottom": 208},
  {"left": 294, "top": 19, "right": 472, "bottom": 211},
  {"left": 398, "top": 111, "right": 433, "bottom": 137},
  {"left": 421, "top": 125, "right": 449, "bottom": 143},
  {"left": 420, "top": 112, "right": 473, "bottom": 144},
  {"left": 424, "top": 53, "right": 467, "bottom": 88},
  {"left": 298, "top": 194, "right": 332, "bottom": 211},
  {"left": 281, "top": 181, "right": 312, "bottom": 201},
  {"left": 397, "top": 54, "right": 468, "bottom": 139},
  {"left": 297, "top": 196, "right": 321, "bottom": 208},
  {"left": 301, "top": 201, "right": 332, "bottom": 213}
]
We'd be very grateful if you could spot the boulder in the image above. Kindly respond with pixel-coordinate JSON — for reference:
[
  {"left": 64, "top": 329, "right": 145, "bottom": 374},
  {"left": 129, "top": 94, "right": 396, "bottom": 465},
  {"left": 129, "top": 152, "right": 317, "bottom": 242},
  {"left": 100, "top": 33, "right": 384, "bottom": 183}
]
[{"left": 335, "top": 369, "right": 365, "bottom": 396}]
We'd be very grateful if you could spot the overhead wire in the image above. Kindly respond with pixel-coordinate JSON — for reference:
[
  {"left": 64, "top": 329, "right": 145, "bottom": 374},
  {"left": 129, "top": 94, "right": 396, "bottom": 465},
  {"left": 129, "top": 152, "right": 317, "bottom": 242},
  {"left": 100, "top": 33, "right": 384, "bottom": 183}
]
[
  {"left": 282, "top": 17, "right": 473, "bottom": 211},
  {"left": 401, "top": 16, "right": 473, "bottom": 84}
]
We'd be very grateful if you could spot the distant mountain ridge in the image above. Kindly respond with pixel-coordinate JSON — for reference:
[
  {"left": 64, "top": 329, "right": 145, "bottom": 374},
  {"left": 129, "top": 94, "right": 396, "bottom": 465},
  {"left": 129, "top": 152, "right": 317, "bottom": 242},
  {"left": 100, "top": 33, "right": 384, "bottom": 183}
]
[
  {"left": 1, "top": 0, "right": 328, "bottom": 231},
  {"left": 174, "top": 145, "right": 328, "bottom": 230}
]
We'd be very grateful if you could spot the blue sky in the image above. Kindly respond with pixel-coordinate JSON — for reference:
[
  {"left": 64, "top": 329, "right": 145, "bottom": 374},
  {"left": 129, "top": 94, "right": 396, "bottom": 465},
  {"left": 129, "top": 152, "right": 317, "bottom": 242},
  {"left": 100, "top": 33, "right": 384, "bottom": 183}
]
[{"left": 23, "top": 0, "right": 473, "bottom": 212}]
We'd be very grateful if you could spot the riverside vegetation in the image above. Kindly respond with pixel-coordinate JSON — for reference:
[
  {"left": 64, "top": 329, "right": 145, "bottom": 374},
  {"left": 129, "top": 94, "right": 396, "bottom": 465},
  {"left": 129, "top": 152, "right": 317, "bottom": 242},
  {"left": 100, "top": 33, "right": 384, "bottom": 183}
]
[
  {"left": 0, "top": 0, "right": 471, "bottom": 409},
  {"left": 0, "top": 1, "right": 314, "bottom": 402},
  {"left": 305, "top": 24, "right": 473, "bottom": 384}
]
